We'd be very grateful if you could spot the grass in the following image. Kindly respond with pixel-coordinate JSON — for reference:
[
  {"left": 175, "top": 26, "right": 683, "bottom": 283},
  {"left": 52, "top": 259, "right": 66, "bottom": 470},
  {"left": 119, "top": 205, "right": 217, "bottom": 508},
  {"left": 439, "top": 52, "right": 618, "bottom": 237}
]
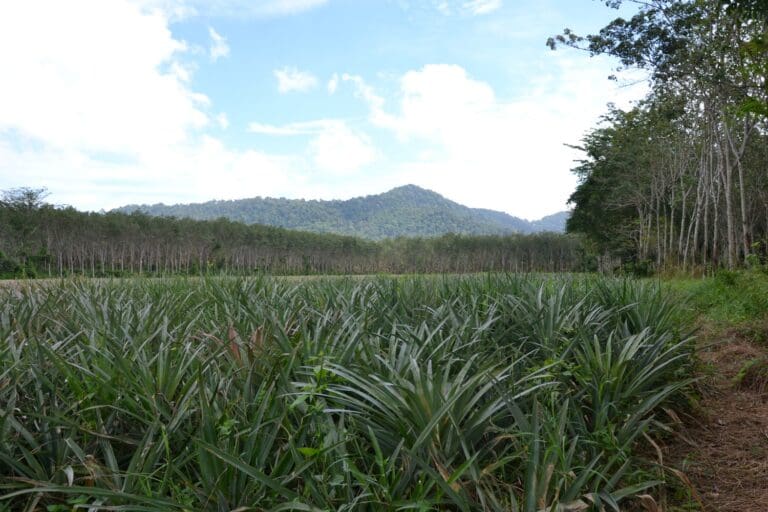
[
  {"left": 668, "top": 268, "right": 768, "bottom": 326},
  {"left": 0, "top": 274, "right": 695, "bottom": 511},
  {"left": 659, "top": 269, "right": 768, "bottom": 511}
]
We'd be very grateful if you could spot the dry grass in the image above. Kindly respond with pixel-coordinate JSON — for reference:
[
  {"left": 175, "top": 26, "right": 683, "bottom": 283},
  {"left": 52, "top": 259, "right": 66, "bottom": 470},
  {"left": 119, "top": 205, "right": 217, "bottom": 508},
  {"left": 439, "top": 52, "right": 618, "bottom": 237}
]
[{"left": 665, "top": 325, "right": 768, "bottom": 511}]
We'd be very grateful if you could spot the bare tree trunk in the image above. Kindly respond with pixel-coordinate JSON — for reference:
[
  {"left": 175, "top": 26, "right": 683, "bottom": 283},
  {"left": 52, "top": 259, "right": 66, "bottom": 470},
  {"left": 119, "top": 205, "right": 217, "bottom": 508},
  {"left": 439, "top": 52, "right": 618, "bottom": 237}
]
[
  {"left": 724, "top": 116, "right": 754, "bottom": 260},
  {"left": 720, "top": 138, "right": 736, "bottom": 268}
]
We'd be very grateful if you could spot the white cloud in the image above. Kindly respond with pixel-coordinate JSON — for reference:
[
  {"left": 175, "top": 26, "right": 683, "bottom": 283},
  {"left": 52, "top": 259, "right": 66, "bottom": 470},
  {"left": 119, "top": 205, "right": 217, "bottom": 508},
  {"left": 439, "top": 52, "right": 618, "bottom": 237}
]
[
  {"left": 249, "top": 119, "right": 377, "bottom": 174},
  {"left": 208, "top": 27, "right": 230, "bottom": 61},
  {"left": 462, "top": 0, "right": 502, "bottom": 15},
  {"left": 216, "top": 113, "right": 230, "bottom": 129},
  {"left": 0, "top": 136, "right": 303, "bottom": 210},
  {"left": 169, "top": 61, "right": 195, "bottom": 83},
  {"left": 248, "top": 119, "right": 329, "bottom": 135},
  {"left": 274, "top": 67, "right": 318, "bottom": 93},
  {"left": 252, "top": 0, "right": 329, "bottom": 16},
  {"left": 248, "top": 122, "right": 305, "bottom": 136},
  {"left": 0, "top": 0, "right": 313, "bottom": 210},
  {"left": 341, "top": 74, "right": 393, "bottom": 128},
  {"left": 385, "top": 64, "right": 496, "bottom": 141},
  {"left": 346, "top": 60, "right": 645, "bottom": 218},
  {"left": 308, "top": 122, "right": 377, "bottom": 175},
  {"left": 434, "top": 1, "right": 451, "bottom": 15},
  {"left": 0, "top": 0, "right": 207, "bottom": 156},
  {"left": 137, "top": 0, "right": 329, "bottom": 19},
  {"left": 327, "top": 73, "right": 339, "bottom": 94},
  {"left": 426, "top": 0, "right": 501, "bottom": 16}
]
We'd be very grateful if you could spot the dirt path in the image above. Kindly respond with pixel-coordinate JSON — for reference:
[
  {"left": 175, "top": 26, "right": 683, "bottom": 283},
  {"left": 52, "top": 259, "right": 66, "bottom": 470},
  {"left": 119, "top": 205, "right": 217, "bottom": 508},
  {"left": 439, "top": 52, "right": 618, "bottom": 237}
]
[{"left": 665, "top": 326, "right": 768, "bottom": 511}]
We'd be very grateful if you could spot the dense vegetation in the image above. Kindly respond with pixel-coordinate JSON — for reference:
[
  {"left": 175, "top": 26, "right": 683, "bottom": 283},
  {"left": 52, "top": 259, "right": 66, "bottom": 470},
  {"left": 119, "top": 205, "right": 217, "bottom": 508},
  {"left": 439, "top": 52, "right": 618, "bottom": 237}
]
[
  {"left": 0, "top": 188, "right": 585, "bottom": 278},
  {"left": 115, "top": 185, "right": 569, "bottom": 240},
  {"left": 553, "top": 0, "right": 768, "bottom": 272},
  {"left": 672, "top": 267, "right": 768, "bottom": 327},
  {"left": 0, "top": 274, "right": 694, "bottom": 511},
  {"left": 3, "top": 1, "right": 766, "bottom": 509}
]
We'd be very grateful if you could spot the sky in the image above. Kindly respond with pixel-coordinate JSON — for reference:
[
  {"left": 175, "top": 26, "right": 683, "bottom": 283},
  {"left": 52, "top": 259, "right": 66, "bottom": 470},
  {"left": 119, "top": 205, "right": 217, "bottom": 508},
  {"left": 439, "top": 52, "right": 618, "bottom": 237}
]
[{"left": 0, "top": 0, "right": 647, "bottom": 220}]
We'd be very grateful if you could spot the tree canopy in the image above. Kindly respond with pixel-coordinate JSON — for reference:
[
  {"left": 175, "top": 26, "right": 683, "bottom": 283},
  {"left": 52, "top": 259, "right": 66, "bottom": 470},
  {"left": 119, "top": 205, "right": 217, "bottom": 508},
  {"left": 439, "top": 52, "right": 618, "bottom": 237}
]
[
  {"left": 115, "top": 185, "right": 569, "bottom": 240},
  {"left": 0, "top": 190, "right": 586, "bottom": 278},
  {"left": 555, "top": 0, "right": 768, "bottom": 271}
]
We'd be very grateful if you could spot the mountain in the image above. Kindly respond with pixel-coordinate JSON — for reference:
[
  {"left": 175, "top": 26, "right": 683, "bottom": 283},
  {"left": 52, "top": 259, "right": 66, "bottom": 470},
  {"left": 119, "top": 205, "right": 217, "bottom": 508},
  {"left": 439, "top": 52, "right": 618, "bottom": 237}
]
[
  {"left": 530, "top": 211, "right": 570, "bottom": 232},
  {"left": 114, "top": 185, "right": 569, "bottom": 239}
]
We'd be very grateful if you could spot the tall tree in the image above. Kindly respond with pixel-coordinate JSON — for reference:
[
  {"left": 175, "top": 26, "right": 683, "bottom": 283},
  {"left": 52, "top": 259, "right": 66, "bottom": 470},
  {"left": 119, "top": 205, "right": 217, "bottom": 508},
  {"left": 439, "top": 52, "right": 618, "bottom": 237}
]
[{"left": 553, "top": 0, "right": 768, "bottom": 270}]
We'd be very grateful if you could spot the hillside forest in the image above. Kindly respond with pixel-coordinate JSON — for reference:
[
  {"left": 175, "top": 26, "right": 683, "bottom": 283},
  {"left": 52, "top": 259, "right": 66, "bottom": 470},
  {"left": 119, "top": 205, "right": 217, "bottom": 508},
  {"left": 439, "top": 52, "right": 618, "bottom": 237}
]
[
  {"left": 0, "top": 188, "right": 585, "bottom": 278},
  {"left": 115, "top": 185, "right": 569, "bottom": 240}
]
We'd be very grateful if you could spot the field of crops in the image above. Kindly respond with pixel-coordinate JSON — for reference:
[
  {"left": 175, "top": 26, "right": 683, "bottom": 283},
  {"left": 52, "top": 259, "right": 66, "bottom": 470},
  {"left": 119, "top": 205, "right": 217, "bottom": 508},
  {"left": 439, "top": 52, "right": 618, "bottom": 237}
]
[{"left": 0, "top": 275, "right": 695, "bottom": 511}]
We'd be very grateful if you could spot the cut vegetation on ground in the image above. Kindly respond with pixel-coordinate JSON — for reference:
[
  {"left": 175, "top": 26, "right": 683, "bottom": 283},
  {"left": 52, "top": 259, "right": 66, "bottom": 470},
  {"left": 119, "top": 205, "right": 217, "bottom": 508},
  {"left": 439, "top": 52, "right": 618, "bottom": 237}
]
[{"left": 665, "top": 271, "right": 768, "bottom": 512}]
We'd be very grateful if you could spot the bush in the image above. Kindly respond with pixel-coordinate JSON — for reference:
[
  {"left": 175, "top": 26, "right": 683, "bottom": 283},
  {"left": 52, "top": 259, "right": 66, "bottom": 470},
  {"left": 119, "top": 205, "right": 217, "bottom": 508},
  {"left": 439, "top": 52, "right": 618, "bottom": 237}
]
[
  {"left": 0, "top": 250, "right": 21, "bottom": 278},
  {"left": 674, "top": 269, "right": 768, "bottom": 324},
  {"left": 735, "top": 357, "right": 768, "bottom": 393},
  {"left": 623, "top": 258, "right": 655, "bottom": 277}
]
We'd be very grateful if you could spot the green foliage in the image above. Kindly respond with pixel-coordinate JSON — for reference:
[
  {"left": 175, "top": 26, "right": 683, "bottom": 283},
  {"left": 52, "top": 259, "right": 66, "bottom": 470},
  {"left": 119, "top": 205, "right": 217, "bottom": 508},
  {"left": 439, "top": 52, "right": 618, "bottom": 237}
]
[
  {"left": 0, "top": 274, "right": 694, "bottom": 510},
  {"left": 622, "top": 259, "right": 655, "bottom": 278},
  {"left": 565, "top": 101, "right": 681, "bottom": 263},
  {"left": 734, "top": 356, "right": 768, "bottom": 387},
  {"left": 0, "top": 194, "right": 586, "bottom": 277},
  {"left": 0, "top": 251, "right": 20, "bottom": 278},
  {"left": 114, "top": 185, "right": 569, "bottom": 240},
  {"left": 669, "top": 270, "right": 768, "bottom": 325},
  {"left": 555, "top": 0, "right": 768, "bottom": 271}
]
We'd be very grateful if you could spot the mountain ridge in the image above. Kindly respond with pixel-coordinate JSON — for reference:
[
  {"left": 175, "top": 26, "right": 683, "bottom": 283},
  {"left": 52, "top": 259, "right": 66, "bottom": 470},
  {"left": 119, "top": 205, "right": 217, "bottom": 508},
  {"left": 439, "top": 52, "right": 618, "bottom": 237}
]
[{"left": 114, "top": 184, "right": 570, "bottom": 239}]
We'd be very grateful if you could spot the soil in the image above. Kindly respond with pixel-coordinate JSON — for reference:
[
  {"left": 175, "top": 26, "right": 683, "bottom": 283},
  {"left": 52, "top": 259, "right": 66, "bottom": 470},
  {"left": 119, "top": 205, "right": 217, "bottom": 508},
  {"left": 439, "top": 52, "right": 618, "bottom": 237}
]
[{"left": 664, "top": 324, "right": 768, "bottom": 511}]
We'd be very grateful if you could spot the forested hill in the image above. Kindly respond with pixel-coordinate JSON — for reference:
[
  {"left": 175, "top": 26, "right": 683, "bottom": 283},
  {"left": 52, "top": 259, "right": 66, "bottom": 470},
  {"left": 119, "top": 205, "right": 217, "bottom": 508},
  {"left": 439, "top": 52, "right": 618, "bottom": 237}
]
[
  {"left": 0, "top": 187, "right": 585, "bottom": 278},
  {"left": 114, "top": 185, "right": 569, "bottom": 239}
]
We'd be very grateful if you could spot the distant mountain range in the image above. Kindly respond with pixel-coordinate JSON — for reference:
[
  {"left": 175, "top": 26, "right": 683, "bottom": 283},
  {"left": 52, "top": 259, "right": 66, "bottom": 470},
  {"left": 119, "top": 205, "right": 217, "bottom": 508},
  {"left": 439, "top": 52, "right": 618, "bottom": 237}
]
[{"left": 114, "top": 185, "right": 570, "bottom": 240}]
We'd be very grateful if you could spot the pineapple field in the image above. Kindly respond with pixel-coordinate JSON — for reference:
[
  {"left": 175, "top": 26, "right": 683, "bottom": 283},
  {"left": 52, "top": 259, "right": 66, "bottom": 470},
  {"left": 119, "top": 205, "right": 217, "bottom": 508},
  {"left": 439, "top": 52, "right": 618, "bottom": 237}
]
[{"left": 0, "top": 275, "right": 695, "bottom": 511}]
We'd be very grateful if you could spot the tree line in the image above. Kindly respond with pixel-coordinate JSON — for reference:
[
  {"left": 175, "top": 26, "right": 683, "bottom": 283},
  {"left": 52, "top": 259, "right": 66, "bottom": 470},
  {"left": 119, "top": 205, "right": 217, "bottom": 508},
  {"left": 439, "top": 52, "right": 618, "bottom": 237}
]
[
  {"left": 554, "top": 0, "right": 768, "bottom": 271},
  {"left": 0, "top": 188, "right": 587, "bottom": 278}
]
